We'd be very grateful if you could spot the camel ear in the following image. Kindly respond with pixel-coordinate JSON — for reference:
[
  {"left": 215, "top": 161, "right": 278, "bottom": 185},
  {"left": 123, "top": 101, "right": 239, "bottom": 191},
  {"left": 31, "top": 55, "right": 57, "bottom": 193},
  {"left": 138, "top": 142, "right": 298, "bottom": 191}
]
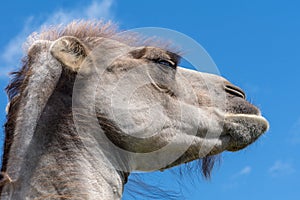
[{"left": 50, "top": 36, "right": 89, "bottom": 71}]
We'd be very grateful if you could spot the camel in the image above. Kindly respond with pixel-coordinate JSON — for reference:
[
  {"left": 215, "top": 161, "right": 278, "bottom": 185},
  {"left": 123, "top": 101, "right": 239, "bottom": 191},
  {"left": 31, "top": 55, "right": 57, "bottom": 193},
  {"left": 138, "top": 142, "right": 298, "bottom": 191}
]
[{"left": 0, "top": 21, "right": 269, "bottom": 199}]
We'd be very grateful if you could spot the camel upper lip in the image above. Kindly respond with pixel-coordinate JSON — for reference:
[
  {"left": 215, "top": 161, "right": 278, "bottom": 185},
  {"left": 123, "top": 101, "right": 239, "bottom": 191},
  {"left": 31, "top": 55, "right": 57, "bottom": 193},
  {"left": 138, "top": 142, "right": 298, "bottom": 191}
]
[{"left": 225, "top": 113, "right": 268, "bottom": 125}]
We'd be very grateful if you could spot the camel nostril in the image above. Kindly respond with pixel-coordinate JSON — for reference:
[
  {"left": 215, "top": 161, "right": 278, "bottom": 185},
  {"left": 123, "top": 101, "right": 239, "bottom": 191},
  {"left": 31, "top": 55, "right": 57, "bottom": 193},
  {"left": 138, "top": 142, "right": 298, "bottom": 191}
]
[{"left": 225, "top": 84, "right": 246, "bottom": 99}]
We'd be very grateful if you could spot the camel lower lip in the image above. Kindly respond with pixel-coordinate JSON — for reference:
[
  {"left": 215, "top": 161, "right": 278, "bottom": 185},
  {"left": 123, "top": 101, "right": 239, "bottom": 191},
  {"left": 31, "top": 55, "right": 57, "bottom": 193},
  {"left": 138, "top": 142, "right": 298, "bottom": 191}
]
[{"left": 223, "top": 113, "right": 269, "bottom": 151}]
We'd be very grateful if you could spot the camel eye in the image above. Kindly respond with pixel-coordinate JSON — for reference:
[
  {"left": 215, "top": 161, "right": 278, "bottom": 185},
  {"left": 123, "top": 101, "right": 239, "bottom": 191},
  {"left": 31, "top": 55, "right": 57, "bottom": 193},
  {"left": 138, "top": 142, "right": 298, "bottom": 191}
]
[{"left": 154, "top": 59, "right": 176, "bottom": 69}]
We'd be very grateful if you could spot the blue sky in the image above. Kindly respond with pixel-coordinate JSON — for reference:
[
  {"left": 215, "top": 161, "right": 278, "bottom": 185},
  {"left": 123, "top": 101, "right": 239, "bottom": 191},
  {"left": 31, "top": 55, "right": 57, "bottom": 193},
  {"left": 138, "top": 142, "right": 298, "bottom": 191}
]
[{"left": 0, "top": 0, "right": 299, "bottom": 199}]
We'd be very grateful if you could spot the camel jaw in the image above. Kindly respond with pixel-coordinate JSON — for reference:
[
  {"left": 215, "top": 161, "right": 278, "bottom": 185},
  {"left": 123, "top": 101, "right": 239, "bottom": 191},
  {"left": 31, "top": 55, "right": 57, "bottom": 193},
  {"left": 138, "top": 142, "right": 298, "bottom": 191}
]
[{"left": 224, "top": 114, "right": 269, "bottom": 151}]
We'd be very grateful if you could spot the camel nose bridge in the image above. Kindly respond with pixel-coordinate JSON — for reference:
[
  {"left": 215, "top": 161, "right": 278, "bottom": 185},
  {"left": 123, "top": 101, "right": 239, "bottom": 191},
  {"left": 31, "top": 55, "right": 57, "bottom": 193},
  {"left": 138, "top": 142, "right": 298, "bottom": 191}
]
[
  {"left": 177, "top": 67, "right": 246, "bottom": 99},
  {"left": 224, "top": 82, "right": 246, "bottom": 99}
]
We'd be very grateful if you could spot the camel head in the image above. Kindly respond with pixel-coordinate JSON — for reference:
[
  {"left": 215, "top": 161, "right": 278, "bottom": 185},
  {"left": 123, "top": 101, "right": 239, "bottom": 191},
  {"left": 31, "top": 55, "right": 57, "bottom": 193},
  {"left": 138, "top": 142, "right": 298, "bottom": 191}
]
[
  {"left": 47, "top": 34, "right": 268, "bottom": 174},
  {"left": 0, "top": 21, "right": 270, "bottom": 200}
]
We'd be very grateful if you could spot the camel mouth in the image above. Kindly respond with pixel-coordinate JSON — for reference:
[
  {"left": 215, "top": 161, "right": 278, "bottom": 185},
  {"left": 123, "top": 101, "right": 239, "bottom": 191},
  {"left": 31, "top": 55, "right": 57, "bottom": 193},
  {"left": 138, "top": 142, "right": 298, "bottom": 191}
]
[
  {"left": 223, "top": 114, "right": 269, "bottom": 151},
  {"left": 225, "top": 113, "right": 269, "bottom": 130}
]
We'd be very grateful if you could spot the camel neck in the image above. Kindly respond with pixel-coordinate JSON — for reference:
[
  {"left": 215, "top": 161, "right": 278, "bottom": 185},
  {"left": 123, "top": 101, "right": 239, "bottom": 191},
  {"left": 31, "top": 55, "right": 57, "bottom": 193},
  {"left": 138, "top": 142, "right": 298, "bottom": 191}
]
[{"left": 1, "top": 89, "right": 129, "bottom": 200}]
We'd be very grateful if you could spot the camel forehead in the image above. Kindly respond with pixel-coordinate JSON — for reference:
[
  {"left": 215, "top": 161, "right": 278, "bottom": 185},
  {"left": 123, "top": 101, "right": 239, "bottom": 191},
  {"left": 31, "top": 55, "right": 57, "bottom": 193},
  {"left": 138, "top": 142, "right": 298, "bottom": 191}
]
[
  {"left": 27, "top": 37, "right": 225, "bottom": 89},
  {"left": 27, "top": 36, "right": 227, "bottom": 98},
  {"left": 24, "top": 20, "right": 181, "bottom": 61},
  {"left": 84, "top": 37, "right": 181, "bottom": 64},
  {"left": 51, "top": 36, "right": 179, "bottom": 61}
]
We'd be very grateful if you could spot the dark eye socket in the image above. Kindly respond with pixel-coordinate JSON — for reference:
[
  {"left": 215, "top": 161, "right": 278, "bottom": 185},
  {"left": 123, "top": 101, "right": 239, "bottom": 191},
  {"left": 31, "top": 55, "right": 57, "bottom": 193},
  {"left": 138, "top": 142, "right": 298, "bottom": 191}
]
[{"left": 153, "top": 58, "right": 176, "bottom": 69}]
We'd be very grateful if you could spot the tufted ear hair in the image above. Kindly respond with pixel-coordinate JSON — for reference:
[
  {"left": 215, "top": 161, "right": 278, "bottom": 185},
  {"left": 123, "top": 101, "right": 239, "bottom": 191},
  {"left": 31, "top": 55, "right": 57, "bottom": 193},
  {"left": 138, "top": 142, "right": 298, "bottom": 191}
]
[
  {"left": 50, "top": 36, "right": 89, "bottom": 71},
  {"left": 4, "top": 39, "right": 63, "bottom": 181}
]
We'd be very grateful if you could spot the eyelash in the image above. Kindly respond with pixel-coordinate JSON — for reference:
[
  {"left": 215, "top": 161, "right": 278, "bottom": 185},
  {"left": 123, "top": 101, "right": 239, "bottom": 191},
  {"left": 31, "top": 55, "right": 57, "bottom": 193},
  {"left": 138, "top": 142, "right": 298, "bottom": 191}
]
[{"left": 152, "top": 58, "right": 176, "bottom": 69}]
